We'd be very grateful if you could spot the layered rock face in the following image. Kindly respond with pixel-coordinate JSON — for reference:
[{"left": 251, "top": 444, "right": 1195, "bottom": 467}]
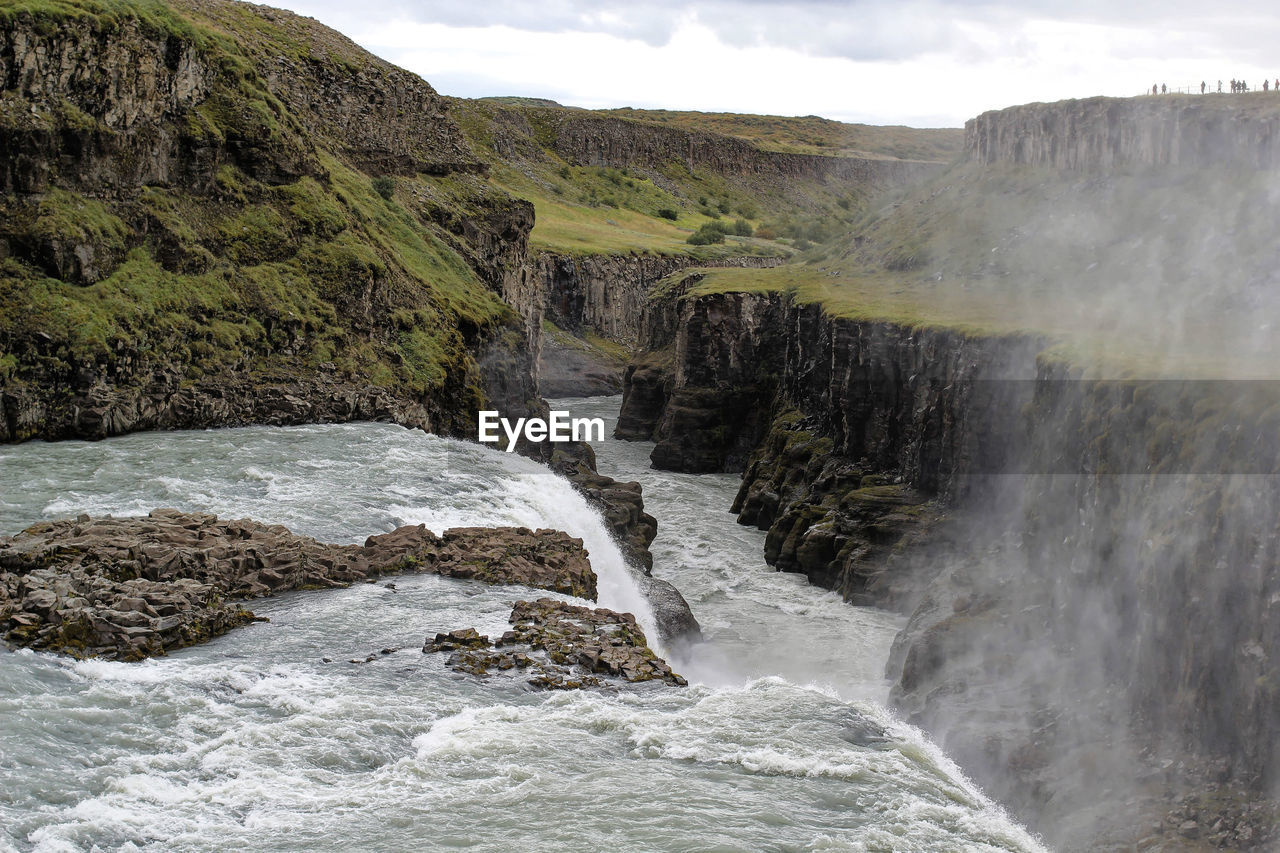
[
  {"left": 0, "top": 0, "right": 545, "bottom": 446},
  {"left": 537, "top": 254, "right": 783, "bottom": 397},
  {"left": 616, "top": 284, "right": 790, "bottom": 472},
  {"left": 966, "top": 95, "right": 1280, "bottom": 170}
]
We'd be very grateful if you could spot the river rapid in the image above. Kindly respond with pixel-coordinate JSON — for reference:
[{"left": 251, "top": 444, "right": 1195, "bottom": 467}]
[{"left": 0, "top": 396, "right": 1045, "bottom": 852}]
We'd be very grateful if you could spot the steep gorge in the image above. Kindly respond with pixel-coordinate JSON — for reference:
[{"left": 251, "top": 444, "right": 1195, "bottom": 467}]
[{"left": 614, "top": 98, "right": 1280, "bottom": 849}]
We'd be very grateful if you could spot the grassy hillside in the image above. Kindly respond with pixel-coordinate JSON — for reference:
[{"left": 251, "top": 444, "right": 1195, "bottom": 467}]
[
  {"left": 675, "top": 156, "right": 1280, "bottom": 377},
  {"left": 448, "top": 99, "right": 938, "bottom": 259},
  {"left": 601, "top": 108, "right": 962, "bottom": 161}
]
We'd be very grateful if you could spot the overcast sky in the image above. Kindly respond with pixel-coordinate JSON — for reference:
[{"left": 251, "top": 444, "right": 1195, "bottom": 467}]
[{"left": 261, "top": 0, "right": 1280, "bottom": 127}]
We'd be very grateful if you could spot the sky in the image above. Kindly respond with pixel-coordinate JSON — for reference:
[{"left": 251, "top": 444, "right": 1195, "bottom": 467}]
[{"left": 259, "top": 0, "right": 1280, "bottom": 127}]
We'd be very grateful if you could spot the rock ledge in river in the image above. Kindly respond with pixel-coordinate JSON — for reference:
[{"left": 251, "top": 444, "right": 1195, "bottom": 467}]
[
  {"left": 0, "top": 510, "right": 596, "bottom": 660},
  {"left": 425, "top": 597, "right": 686, "bottom": 689}
]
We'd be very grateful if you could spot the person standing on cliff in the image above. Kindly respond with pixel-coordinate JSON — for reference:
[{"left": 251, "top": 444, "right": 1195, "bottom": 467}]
[
  {"left": 1219, "top": 80, "right": 1223, "bottom": 92},
  {"left": 1161, "top": 83, "right": 1167, "bottom": 93},
  {"left": 1201, "top": 81, "right": 1206, "bottom": 94}
]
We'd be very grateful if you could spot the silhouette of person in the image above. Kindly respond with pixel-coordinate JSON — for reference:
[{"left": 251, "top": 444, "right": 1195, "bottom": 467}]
[
  {"left": 1201, "top": 81, "right": 1206, "bottom": 94},
  {"left": 1161, "top": 83, "right": 1167, "bottom": 94},
  {"left": 1152, "top": 83, "right": 1158, "bottom": 95},
  {"left": 1218, "top": 80, "right": 1223, "bottom": 93}
]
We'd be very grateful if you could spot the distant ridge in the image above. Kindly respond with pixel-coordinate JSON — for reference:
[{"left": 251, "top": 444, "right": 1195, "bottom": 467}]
[{"left": 478, "top": 96, "right": 576, "bottom": 109}]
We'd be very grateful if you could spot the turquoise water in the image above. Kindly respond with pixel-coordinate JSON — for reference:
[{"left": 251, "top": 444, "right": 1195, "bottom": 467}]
[{"left": 0, "top": 410, "right": 1045, "bottom": 852}]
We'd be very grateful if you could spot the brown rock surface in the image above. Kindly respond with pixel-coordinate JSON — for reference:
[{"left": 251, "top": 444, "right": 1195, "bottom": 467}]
[
  {"left": 424, "top": 596, "right": 686, "bottom": 689},
  {"left": 0, "top": 509, "right": 596, "bottom": 660}
]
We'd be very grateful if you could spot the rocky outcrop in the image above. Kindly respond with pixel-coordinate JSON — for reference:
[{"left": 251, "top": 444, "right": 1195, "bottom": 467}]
[
  {"left": 539, "top": 253, "right": 784, "bottom": 348},
  {"left": 613, "top": 350, "right": 675, "bottom": 441},
  {"left": 544, "top": 448, "right": 657, "bottom": 570},
  {"left": 0, "top": 509, "right": 597, "bottom": 660},
  {"left": 424, "top": 597, "right": 686, "bottom": 689},
  {"left": 732, "top": 410, "right": 945, "bottom": 610},
  {"left": 966, "top": 95, "right": 1280, "bottom": 170},
  {"left": 536, "top": 253, "right": 784, "bottom": 397},
  {"left": 616, "top": 283, "right": 791, "bottom": 472},
  {"left": 0, "top": 0, "right": 542, "bottom": 446},
  {"left": 0, "top": 0, "right": 479, "bottom": 198}
]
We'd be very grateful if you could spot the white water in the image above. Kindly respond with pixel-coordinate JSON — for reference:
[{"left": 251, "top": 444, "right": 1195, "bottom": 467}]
[{"left": 0, "top": 405, "right": 1046, "bottom": 852}]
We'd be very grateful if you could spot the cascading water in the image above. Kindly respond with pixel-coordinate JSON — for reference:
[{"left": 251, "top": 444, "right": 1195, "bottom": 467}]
[{"left": 0, "top": 407, "right": 1046, "bottom": 852}]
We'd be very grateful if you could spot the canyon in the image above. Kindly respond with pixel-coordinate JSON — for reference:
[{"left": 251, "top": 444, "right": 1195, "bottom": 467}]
[
  {"left": 2, "top": 1, "right": 1279, "bottom": 849},
  {"left": 605, "top": 98, "right": 1280, "bottom": 849}
]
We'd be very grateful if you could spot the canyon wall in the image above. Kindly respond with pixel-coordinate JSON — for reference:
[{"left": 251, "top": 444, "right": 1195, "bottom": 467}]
[
  {"left": 0, "top": 2, "right": 681, "bottom": 626},
  {"left": 544, "top": 112, "right": 941, "bottom": 186},
  {"left": 538, "top": 253, "right": 784, "bottom": 347},
  {"left": 966, "top": 94, "right": 1280, "bottom": 170},
  {"left": 620, "top": 280, "right": 1280, "bottom": 848}
]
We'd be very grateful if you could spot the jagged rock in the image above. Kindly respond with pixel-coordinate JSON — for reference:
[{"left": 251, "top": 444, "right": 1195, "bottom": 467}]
[
  {"left": 424, "top": 597, "right": 686, "bottom": 689},
  {"left": 423, "top": 628, "right": 490, "bottom": 652},
  {"left": 367, "top": 524, "right": 597, "bottom": 601},
  {"left": 0, "top": 510, "right": 597, "bottom": 660}
]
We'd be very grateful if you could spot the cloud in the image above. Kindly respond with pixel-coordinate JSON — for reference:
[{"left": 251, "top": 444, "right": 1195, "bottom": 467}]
[
  {"left": 265, "top": 0, "right": 1280, "bottom": 126},
  {"left": 280, "top": 0, "right": 1280, "bottom": 64}
]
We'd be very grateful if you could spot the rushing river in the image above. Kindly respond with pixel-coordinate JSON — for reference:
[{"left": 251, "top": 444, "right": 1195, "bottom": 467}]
[{"left": 0, "top": 397, "right": 1045, "bottom": 852}]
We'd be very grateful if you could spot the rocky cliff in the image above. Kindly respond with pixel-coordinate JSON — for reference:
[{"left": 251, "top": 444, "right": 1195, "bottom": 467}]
[
  {"left": 966, "top": 94, "right": 1280, "bottom": 170},
  {"left": 619, "top": 276, "right": 1280, "bottom": 848},
  {"left": 537, "top": 253, "right": 783, "bottom": 396},
  {"left": 0, "top": 0, "right": 542, "bottom": 444},
  {"left": 616, "top": 284, "right": 789, "bottom": 472},
  {"left": 540, "top": 253, "right": 784, "bottom": 349}
]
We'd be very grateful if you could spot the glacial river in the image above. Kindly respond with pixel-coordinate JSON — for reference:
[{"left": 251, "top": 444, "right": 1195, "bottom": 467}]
[{"left": 0, "top": 397, "right": 1044, "bottom": 852}]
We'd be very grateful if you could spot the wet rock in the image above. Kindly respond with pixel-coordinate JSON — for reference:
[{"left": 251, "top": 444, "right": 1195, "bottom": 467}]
[
  {"left": 423, "top": 628, "right": 490, "bottom": 652},
  {"left": 424, "top": 597, "right": 686, "bottom": 689},
  {"left": 1, "top": 511, "right": 600, "bottom": 660},
  {"left": 366, "top": 524, "right": 597, "bottom": 600}
]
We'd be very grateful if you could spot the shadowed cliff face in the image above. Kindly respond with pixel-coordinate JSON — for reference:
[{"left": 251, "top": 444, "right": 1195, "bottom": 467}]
[
  {"left": 617, "top": 95, "right": 1280, "bottom": 849},
  {"left": 621, "top": 288, "right": 1280, "bottom": 848}
]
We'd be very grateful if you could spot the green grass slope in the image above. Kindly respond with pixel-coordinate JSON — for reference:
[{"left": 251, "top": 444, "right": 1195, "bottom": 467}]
[
  {"left": 448, "top": 98, "right": 944, "bottom": 259},
  {"left": 0, "top": 0, "right": 537, "bottom": 437},
  {"left": 601, "top": 108, "right": 962, "bottom": 161},
  {"left": 679, "top": 146, "right": 1280, "bottom": 378}
]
